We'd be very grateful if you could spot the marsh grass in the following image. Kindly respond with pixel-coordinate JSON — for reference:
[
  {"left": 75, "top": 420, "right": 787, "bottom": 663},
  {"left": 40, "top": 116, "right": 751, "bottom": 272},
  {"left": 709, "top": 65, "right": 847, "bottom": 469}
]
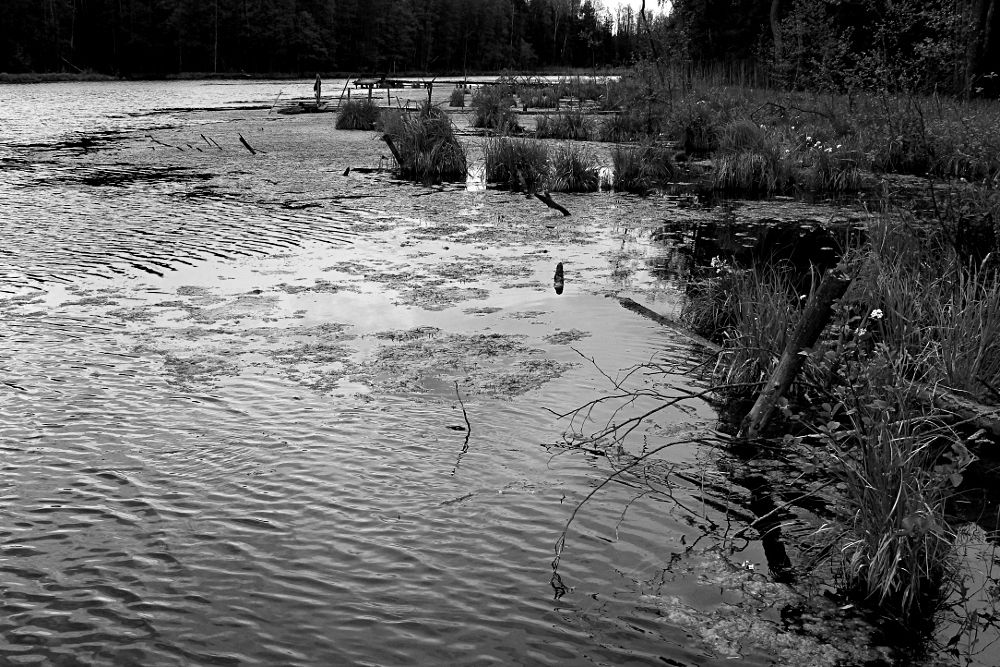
[
  {"left": 448, "top": 88, "right": 465, "bottom": 107},
  {"left": 859, "top": 214, "right": 1000, "bottom": 401},
  {"left": 610, "top": 143, "right": 675, "bottom": 193},
  {"left": 547, "top": 143, "right": 599, "bottom": 192},
  {"left": 380, "top": 104, "right": 466, "bottom": 182},
  {"left": 598, "top": 112, "right": 651, "bottom": 142},
  {"left": 711, "top": 119, "right": 792, "bottom": 193},
  {"left": 684, "top": 260, "right": 804, "bottom": 388},
  {"left": 819, "top": 381, "right": 967, "bottom": 621},
  {"left": 483, "top": 136, "right": 548, "bottom": 191},
  {"left": 535, "top": 110, "right": 594, "bottom": 140},
  {"left": 518, "top": 86, "right": 559, "bottom": 109},
  {"left": 471, "top": 86, "right": 520, "bottom": 132},
  {"left": 336, "top": 98, "right": 381, "bottom": 130}
]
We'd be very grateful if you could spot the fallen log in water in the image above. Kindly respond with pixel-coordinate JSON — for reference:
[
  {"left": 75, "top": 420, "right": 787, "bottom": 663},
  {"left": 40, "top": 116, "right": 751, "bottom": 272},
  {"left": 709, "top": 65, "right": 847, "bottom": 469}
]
[
  {"left": 914, "top": 385, "right": 1000, "bottom": 437},
  {"left": 739, "top": 266, "right": 853, "bottom": 439},
  {"left": 534, "top": 192, "right": 571, "bottom": 216},
  {"left": 613, "top": 296, "right": 721, "bottom": 353}
]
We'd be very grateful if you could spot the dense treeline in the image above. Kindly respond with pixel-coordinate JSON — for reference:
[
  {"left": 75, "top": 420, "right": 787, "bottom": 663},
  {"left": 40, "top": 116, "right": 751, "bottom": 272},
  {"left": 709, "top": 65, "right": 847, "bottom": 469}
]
[
  {"left": 0, "top": 0, "right": 646, "bottom": 75},
  {"left": 655, "top": 0, "right": 1000, "bottom": 96},
  {"left": 5, "top": 0, "right": 998, "bottom": 96}
]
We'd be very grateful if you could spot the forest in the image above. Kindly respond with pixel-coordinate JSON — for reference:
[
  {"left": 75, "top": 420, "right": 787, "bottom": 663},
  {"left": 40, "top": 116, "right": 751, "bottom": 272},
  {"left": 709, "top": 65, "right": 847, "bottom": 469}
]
[
  {"left": 3, "top": 0, "right": 999, "bottom": 96},
  {"left": 0, "top": 0, "right": 646, "bottom": 75}
]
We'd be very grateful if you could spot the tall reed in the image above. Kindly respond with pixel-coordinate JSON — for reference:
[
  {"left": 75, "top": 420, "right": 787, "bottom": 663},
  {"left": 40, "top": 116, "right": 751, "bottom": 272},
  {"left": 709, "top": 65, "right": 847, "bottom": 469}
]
[{"left": 482, "top": 136, "right": 548, "bottom": 190}]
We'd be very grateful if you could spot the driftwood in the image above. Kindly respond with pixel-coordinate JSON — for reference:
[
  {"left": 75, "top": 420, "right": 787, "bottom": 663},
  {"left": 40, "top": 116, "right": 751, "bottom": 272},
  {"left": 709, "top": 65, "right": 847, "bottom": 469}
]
[
  {"left": 739, "top": 267, "right": 853, "bottom": 439},
  {"left": 614, "top": 297, "right": 721, "bottom": 353},
  {"left": 238, "top": 134, "right": 257, "bottom": 155},
  {"left": 533, "top": 191, "right": 570, "bottom": 216},
  {"left": 915, "top": 385, "right": 1000, "bottom": 437},
  {"left": 381, "top": 135, "right": 403, "bottom": 167}
]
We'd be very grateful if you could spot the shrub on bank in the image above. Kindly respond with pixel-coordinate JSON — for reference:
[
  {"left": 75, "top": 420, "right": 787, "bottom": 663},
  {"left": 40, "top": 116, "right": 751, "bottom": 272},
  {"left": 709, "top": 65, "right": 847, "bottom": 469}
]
[
  {"left": 336, "top": 98, "right": 381, "bottom": 130},
  {"left": 448, "top": 88, "right": 466, "bottom": 108}
]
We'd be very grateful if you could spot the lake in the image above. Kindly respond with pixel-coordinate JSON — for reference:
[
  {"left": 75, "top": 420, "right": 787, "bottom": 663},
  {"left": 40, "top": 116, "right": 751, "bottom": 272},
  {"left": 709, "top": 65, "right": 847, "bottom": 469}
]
[{"left": 0, "top": 78, "right": 891, "bottom": 666}]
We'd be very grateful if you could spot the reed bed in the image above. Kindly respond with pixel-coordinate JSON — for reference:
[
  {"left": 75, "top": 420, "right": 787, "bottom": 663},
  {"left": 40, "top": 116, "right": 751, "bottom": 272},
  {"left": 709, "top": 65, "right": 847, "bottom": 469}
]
[
  {"left": 380, "top": 105, "right": 466, "bottom": 182},
  {"left": 336, "top": 98, "right": 381, "bottom": 130},
  {"left": 547, "top": 143, "right": 599, "bottom": 193},
  {"left": 482, "top": 136, "right": 548, "bottom": 190},
  {"left": 535, "top": 110, "right": 594, "bottom": 141},
  {"left": 610, "top": 143, "right": 675, "bottom": 193},
  {"left": 470, "top": 86, "right": 520, "bottom": 132}
]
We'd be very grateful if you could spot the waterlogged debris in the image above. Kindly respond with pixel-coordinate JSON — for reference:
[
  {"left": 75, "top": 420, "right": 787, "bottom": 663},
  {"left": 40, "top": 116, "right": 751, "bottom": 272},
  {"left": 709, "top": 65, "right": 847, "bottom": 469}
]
[
  {"left": 354, "top": 330, "right": 571, "bottom": 398},
  {"left": 643, "top": 550, "right": 888, "bottom": 665},
  {"left": 394, "top": 286, "right": 490, "bottom": 311},
  {"left": 543, "top": 329, "right": 590, "bottom": 345}
]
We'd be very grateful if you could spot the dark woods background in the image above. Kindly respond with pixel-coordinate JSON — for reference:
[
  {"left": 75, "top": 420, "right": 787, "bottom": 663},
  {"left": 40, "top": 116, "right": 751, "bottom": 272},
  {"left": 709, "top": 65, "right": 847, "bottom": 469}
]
[
  {"left": 0, "top": 0, "right": 646, "bottom": 74},
  {"left": 2, "top": 0, "right": 998, "bottom": 95}
]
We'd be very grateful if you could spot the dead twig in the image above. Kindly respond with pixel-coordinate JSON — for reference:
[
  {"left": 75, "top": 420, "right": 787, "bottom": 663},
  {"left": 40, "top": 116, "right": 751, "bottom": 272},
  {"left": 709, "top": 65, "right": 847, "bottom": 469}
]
[{"left": 451, "top": 381, "right": 472, "bottom": 474}]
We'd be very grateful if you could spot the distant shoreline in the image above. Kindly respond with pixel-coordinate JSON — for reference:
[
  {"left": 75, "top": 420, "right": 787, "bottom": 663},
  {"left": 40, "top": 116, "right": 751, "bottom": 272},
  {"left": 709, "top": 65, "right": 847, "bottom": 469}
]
[{"left": 1, "top": 68, "right": 628, "bottom": 85}]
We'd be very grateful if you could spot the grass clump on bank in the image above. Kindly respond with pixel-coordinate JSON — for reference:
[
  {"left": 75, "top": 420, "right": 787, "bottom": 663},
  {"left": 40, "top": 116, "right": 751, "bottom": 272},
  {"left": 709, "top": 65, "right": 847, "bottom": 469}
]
[
  {"left": 336, "top": 98, "right": 381, "bottom": 130},
  {"left": 470, "top": 86, "right": 520, "bottom": 132},
  {"left": 599, "top": 112, "right": 654, "bottom": 142},
  {"left": 611, "top": 143, "right": 675, "bottom": 193},
  {"left": 483, "top": 136, "right": 548, "bottom": 191},
  {"left": 547, "top": 143, "right": 599, "bottom": 193},
  {"left": 684, "top": 195, "right": 1000, "bottom": 624},
  {"left": 380, "top": 104, "right": 466, "bottom": 182},
  {"left": 448, "top": 88, "right": 466, "bottom": 108},
  {"left": 535, "top": 110, "right": 594, "bottom": 140}
]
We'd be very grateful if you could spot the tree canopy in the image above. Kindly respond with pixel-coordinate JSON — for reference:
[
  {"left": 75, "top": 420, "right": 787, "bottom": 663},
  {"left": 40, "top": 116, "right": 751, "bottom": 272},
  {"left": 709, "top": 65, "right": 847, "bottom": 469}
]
[{"left": 0, "top": 0, "right": 646, "bottom": 75}]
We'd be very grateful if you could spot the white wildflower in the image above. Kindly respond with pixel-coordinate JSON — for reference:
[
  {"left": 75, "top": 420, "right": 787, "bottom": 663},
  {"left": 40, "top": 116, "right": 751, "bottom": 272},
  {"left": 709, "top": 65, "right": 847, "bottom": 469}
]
[
  {"left": 857, "top": 327, "right": 867, "bottom": 336},
  {"left": 870, "top": 308, "right": 884, "bottom": 319}
]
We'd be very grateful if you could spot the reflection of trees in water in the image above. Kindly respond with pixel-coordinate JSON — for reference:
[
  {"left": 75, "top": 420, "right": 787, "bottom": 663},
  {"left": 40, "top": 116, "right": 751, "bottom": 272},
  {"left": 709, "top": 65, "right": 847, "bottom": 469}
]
[{"left": 648, "top": 219, "right": 853, "bottom": 289}]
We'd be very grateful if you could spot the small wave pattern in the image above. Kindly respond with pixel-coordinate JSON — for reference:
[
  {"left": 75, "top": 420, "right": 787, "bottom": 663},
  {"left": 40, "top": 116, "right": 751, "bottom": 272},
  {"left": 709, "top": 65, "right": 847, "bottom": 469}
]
[{"left": 0, "top": 162, "right": 355, "bottom": 295}]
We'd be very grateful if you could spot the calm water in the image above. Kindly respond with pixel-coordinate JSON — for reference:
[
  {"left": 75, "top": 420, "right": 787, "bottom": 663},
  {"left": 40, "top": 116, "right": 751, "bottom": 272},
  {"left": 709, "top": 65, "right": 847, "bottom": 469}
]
[{"left": 0, "top": 80, "right": 796, "bottom": 666}]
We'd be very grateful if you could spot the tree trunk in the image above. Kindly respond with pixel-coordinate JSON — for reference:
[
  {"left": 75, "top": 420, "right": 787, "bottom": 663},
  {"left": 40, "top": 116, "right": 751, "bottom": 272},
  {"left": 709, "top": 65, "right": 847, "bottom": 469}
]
[
  {"left": 739, "top": 267, "right": 853, "bottom": 439},
  {"left": 770, "top": 0, "right": 782, "bottom": 60}
]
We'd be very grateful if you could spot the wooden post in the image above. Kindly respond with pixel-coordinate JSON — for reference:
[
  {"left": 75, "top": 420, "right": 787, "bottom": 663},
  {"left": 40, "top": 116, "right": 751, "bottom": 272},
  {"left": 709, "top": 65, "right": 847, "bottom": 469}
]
[
  {"left": 427, "top": 83, "right": 433, "bottom": 107},
  {"left": 337, "top": 75, "right": 352, "bottom": 109},
  {"left": 738, "top": 267, "right": 853, "bottom": 439}
]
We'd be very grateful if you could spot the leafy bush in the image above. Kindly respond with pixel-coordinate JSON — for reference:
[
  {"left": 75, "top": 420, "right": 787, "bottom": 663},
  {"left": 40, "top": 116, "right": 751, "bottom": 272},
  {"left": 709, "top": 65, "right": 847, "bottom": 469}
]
[{"left": 336, "top": 98, "right": 381, "bottom": 130}]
